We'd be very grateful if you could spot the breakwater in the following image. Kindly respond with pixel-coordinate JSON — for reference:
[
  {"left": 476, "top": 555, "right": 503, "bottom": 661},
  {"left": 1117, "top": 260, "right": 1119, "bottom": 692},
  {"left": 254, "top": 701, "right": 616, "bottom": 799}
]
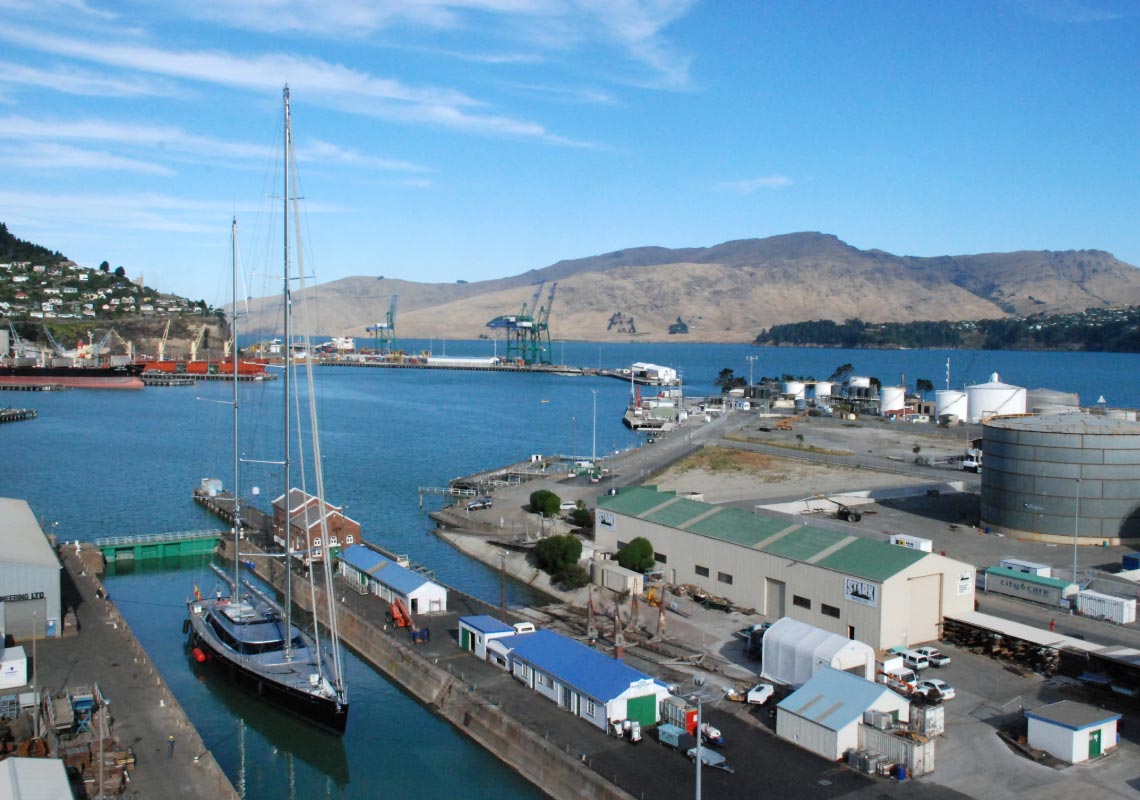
[{"left": 223, "top": 536, "right": 635, "bottom": 800}]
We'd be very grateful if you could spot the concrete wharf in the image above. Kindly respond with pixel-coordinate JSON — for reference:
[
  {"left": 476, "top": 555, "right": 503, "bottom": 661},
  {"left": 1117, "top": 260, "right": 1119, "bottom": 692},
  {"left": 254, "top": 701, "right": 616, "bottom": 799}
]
[
  {"left": 30, "top": 546, "right": 238, "bottom": 799},
  {"left": 141, "top": 374, "right": 196, "bottom": 386},
  {"left": 0, "top": 407, "right": 36, "bottom": 423},
  {"left": 317, "top": 358, "right": 587, "bottom": 376}
]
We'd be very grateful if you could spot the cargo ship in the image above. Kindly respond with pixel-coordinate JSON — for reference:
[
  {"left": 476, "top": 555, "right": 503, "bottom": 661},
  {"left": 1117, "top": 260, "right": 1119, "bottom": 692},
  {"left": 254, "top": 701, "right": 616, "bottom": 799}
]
[{"left": 0, "top": 362, "right": 145, "bottom": 390}]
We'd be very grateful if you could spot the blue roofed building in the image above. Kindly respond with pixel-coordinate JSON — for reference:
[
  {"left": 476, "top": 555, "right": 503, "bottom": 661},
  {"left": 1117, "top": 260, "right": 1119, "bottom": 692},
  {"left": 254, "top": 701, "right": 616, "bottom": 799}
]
[
  {"left": 337, "top": 543, "right": 447, "bottom": 614},
  {"left": 776, "top": 666, "right": 910, "bottom": 761},
  {"left": 457, "top": 615, "right": 532, "bottom": 662},
  {"left": 503, "top": 628, "right": 671, "bottom": 732}
]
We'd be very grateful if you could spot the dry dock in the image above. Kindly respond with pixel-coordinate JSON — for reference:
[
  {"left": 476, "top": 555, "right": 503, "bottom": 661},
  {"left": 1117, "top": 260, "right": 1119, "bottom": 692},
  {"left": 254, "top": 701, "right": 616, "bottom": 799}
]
[{"left": 30, "top": 546, "right": 238, "bottom": 798}]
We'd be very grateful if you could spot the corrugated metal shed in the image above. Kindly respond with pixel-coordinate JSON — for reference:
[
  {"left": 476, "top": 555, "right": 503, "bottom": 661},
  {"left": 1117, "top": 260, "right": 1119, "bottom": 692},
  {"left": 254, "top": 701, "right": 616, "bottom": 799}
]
[
  {"left": 0, "top": 499, "right": 58, "bottom": 567},
  {"left": 507, "top": 629, "right": 654, "bottom": 701},
  {"left": 459, "top": 615, "right": 515, "bottom": 635},
  {"left": 340, "top": 544, "right": 432, "bottom": 596},
  {"left": 597, "top": 487, "right": 926, "bottom": 582},
  {"left": 777, "top": 667, "right": 894, "bottom": 731}
]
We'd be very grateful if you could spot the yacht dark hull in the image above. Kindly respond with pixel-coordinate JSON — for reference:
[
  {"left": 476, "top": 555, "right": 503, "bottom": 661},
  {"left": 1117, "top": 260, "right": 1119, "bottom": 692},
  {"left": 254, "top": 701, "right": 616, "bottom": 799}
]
[{"left": 187, "top": 628, "right": 348, "bottom": 735}]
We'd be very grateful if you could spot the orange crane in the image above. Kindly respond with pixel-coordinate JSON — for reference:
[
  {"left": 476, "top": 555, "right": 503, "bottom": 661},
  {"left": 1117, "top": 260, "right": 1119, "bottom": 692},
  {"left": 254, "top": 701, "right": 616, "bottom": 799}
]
[{"left": 774, "top": 411, "right": 809, "bottom": 431}]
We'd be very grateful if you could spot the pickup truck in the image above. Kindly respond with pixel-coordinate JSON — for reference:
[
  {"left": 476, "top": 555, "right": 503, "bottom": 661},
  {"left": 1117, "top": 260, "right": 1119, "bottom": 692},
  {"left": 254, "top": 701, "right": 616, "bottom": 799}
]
[
  {"left": 466, "top": 496, "right": 493, "bottom": 511},
  {"left": 912, "top": 646, "right": 950, "bottom": 667}
]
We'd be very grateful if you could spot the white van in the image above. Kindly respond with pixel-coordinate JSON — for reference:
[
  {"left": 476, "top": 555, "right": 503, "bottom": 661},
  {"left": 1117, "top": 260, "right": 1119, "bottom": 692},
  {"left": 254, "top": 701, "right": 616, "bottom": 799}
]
[{"left": 902, "top": 650, "right": 931, "bottom": 671}]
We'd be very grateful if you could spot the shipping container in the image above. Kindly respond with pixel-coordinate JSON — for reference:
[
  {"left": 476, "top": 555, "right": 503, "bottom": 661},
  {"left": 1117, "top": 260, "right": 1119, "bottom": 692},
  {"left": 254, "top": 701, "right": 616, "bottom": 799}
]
[
  {"left": 999, "top": 558, "right": 1052, "bottom": 577},
  {"left": 1075, "top": 590, "right": 1137, "bottom": 624},
  {"left": 660, "top": 696, "right": 698, "bottom": 734},
  {"left": 1123, "top": 553, "right": 1140, "bottom": 571},
  {"left": 983, "top": 566, "right": 1075, "bottom": 607}
]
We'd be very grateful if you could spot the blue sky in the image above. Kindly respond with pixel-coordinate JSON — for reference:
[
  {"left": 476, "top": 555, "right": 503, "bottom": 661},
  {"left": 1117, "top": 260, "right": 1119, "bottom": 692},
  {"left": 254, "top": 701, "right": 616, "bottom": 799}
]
[{"left": 0, "top": 0, "right": 1135, "bottom": 305}]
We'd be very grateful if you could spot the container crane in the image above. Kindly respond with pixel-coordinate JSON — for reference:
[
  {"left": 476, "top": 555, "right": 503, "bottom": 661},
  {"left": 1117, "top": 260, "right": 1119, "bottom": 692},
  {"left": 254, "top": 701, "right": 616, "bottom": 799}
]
[
  {"left": 156, "top": 318, "right": 171, "bottom": 361},
  {"left": 487, "top": 281, "right": 546, "bottom": 364},
  {"left": 366, "top": 294, "right": 398, "bottom": 353},
  {"left": 189, "top": 324, "right": 207, "bottom": 362}
]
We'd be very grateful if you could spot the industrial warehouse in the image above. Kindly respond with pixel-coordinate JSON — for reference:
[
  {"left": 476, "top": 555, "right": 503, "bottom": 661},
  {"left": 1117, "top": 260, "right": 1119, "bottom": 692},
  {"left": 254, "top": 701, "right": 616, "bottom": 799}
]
[
  {"left": 594, "top": 487, "right": 975, "bottom": 650},
  {"left": 0, "top": 498, "right": 62, "bottom": 641}
]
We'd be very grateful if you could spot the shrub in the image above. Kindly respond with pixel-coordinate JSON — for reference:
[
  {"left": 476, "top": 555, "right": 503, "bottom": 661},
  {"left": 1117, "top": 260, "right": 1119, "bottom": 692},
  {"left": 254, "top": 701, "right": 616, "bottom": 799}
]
[
  {"left": 529, "top": 489, "right": 561, "bottom": 518},
  {"left": 554, "top": 564, "right": 590, "bottom": 590},
  {"left": 534, "top": 534, "right": 582, "bottom": 573},
  {"left": 569, "top": 507, "right": 593, "bottom": 529},
  {"left": 616, "top": 537, "right": 655, "bottom": 573}
]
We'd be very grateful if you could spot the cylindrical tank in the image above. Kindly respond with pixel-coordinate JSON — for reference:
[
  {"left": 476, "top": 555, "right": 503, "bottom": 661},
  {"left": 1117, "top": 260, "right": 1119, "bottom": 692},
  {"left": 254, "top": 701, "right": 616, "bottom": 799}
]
[
  {"left": 966, "top": 372, "right": 1026, "bottom": 423},
  {"left": 935, "top": 390, "right": 967, "bottom": 420},
  {"left": 980, "top": 412, "right": 1140, "bottom": 543},
  {"left": 879, "top": 386, "right": 906, "bottom": 414},
  {"left": 812, "top": 381, "right": 833, "bottom": 399},
  {"left": 1027, "top": 388, "right": 1080, "bottom": 414},
  {"left": 783, "top": 381, "right": 805, "bottom": 399}
]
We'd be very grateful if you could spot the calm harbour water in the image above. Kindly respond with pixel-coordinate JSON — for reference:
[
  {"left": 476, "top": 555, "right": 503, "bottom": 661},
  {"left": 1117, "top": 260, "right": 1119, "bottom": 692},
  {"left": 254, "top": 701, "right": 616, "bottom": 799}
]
[{"left": 5, "top": 342, "right": 1140, "bottom": 798}]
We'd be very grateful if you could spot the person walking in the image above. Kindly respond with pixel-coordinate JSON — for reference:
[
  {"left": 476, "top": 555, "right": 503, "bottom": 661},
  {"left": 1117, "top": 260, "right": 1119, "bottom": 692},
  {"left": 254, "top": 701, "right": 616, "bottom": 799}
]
[
  {"left": 1049, "top": 618, "right": 1056, "bottom": 633},
  {"left": 167, "top": 735, "right": 175, "bottom": 758}
]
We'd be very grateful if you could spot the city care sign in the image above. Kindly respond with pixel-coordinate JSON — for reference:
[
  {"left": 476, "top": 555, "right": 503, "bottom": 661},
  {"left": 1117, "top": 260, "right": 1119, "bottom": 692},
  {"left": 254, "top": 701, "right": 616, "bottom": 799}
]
[{"left": 844, "top": 578, "right": 878, "bottom": 608}]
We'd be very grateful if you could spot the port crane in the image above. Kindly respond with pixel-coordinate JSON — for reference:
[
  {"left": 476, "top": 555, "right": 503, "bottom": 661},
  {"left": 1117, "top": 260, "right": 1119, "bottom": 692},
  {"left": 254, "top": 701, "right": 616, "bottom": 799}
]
[
  {"left": 156, "top": 318, "right": 171, "bottom": 361},
  {"left": 485, "top": 281, "right": 557, "bottom": 365},
  {"left": 366, "top": 294, "right": 398, "bottom": 353}
]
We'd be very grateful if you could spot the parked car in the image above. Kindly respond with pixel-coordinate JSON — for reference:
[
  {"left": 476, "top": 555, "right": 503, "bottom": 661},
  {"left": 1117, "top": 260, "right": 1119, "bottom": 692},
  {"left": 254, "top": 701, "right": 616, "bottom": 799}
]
[
  {"left": 746, "top": 683, "right": 775, "bottom": 705},
  {"left": 559, "top": 500, "right": 578, "bottom": 511},
  {"left": 467, "top": 496, "right": 493, "bottom": 511},
  {"left": 915, "top": 678, "right": 956, "bottom": 701},
  {"left": 902, "top": 650, "right": 931, "bottom": 671},
  {"left": 912, "top": 646, "right": 950, "bottom": 667}
]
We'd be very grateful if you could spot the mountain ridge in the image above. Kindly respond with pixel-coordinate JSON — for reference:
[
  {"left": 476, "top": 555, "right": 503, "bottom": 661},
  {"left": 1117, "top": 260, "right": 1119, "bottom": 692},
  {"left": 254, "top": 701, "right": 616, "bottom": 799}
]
[{"left": 243, "top": 232, "right": 1140, "bottom": 343}]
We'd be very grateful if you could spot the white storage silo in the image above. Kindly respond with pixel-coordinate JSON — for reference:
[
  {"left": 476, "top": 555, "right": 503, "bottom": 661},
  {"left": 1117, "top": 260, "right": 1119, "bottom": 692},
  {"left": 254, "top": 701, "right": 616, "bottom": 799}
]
[
  {"left": 935, "top": 390, "right": 967, "bottom": 421},
  {"left": 879, "top": 386, "right": 906, "bottom": 414},
  {"left": 783, "top": 380, "right": 806, "bottom": 400},
  {"left": 811, "top": 381, "right": 833, "bottom": 399},
  {"left": 966, "top": 373, "right": 1027, "bottom": 423}
]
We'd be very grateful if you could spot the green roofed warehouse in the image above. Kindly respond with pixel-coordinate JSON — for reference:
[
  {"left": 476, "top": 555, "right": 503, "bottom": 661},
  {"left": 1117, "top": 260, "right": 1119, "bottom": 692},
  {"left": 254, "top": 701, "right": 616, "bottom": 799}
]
[{"left": 595, "top": 487, "right": 975, "bottom": 650}]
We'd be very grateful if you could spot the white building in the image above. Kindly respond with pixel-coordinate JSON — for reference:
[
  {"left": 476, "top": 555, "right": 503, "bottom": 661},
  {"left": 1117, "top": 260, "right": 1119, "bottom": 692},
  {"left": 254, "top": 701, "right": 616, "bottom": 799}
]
[
  {"left": 338, "top": 543, "right": 447, "bottom": 615},
  {"left": 595, "top": 487, "right": 975, "bottom": 650},
  {"left": 503, "top": 628, "right": 671, "bottom": 733},
  {"left": 761, "top": 618, "right": 876, "bottom": 687},
  {"left": 1026, "top": 701, "right": 1120, "bottom": 763},
  {"left": 457, "top": 615, "right": 523, "bottom": 660},
  {"left": 0, "top": 499, "right": 63, "bottom": 640},
  {"left": 776, "top": 666, "right": 911, "bottom": 761}
]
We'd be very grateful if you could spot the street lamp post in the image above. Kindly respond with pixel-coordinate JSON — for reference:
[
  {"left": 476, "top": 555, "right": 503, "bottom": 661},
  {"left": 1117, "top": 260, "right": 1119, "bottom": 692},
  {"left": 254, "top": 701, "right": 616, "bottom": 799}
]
[{"left": 591, "top": 389, "right": 598, "bottom": 464}]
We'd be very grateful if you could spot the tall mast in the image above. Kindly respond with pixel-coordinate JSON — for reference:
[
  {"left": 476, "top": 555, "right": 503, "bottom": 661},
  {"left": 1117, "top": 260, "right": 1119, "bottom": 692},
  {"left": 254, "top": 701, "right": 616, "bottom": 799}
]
[
  {"left": 231, "top": 217, "right": 241, "bottom": 595},
  {"left": 282, "top": 84, "right": 293, "bottom": 660}
]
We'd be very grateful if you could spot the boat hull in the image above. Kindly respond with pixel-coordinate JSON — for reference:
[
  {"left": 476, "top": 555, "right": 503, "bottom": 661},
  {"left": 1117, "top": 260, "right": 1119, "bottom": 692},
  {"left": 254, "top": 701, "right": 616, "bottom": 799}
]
[
  {"left": 0, "top": 365, "right": 145, "bottom": 389},
  {"left": 187, "top": 628, "right": 348, "bottom": 735}
]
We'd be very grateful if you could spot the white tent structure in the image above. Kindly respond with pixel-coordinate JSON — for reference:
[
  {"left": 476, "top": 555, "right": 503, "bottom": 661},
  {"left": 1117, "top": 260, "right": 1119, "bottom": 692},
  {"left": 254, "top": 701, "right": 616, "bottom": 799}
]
[{"left": 761, "top": 618, "right": 875, "bottom": 688}]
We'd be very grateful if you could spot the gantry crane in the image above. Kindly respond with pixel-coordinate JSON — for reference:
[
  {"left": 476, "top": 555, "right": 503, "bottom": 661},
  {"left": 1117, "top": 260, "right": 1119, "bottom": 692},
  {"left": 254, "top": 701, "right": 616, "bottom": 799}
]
[
  {"left": 485, "top": 281, "right": 557, "bottom": 365},
  {"left": 366, "top": 295, "right": 398, "bottom": 353}
]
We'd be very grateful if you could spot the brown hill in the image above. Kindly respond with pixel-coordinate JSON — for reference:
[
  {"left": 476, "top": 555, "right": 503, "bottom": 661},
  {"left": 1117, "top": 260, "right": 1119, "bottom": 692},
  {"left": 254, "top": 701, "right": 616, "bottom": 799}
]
[{"left": 240, "top": 233, "right": 1140, "bottom": 344}]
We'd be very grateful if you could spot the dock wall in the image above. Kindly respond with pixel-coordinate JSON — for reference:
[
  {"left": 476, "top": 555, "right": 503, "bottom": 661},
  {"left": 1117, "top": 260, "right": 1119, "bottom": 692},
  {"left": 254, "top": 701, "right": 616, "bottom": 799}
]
[{"left": 230, "top": 539, "right": 632, "bottom": 800}]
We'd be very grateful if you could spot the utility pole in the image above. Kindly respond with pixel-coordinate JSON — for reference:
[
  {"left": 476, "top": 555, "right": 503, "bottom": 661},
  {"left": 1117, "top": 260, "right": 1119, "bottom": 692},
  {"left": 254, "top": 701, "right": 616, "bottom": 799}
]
[{"left": 591, "top": 389, "right": 598, "bottom": 464}]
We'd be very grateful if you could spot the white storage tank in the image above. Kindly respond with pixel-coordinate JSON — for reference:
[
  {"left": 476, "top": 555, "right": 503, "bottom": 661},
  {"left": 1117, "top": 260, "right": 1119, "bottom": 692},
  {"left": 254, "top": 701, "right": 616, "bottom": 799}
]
[
  {"left": 879, "top": 386, "right": 906, "bottom": 414},
  {"left": 810, "top": 381, "right": 833, "bottom": 399},
  {"left": 966, "top": 373, "right": 1027, "bottom": 423},
  {"left": 1075, "top": 590, "right": 1137, "bottom": 624},
  {"left": 935, "top": 390, "right": 967, "bottom": 421},
  {"left": 783, "top": 380, "right": 806, "bottom": 400}
]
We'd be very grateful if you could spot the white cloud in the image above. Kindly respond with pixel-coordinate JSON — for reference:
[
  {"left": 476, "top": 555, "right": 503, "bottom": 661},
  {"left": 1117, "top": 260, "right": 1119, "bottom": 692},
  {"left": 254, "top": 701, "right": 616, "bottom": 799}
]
[
  {"left": 0, "top": 142, "right": 174, "bottom": 174},
  {"left": 0, "top": 190, "right": 227, "bottom": 234},
  {"left": 0, "top": 61, "right": 171, "bottom": 97},
  {"left": 718, "top": 175, "right": 793, "bottom": 193}
]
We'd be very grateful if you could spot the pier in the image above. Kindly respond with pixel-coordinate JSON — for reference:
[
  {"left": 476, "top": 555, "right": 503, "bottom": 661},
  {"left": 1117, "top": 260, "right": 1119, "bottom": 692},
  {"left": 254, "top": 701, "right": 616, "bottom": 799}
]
[
  {"left": 0, "top": 383, "right": 66, "bottom": 391},
  {"left": 93, "top": 529, "right": 223, "bottom": 564},
  {"left": 0, "top": 407, "right": 37, "bottom": 423}
]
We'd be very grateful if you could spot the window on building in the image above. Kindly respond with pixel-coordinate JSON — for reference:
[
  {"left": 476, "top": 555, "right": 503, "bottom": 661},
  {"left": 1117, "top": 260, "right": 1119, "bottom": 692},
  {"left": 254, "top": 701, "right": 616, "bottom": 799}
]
[
  {"left": 793, "top": 595, "right": 811, "bottom": 609},
  {"left": 518, "top": 664, "right": 531, "bottom": 680},
  {"left": 537, "top": 673, "right": 552, "bottom": 688},
  {"left": 346, "top": 535, "right": 355, "bottom": 544},
  {"left": 313, "top": 537, "right": 322, "bottom": 546},
  {"left": 655, "top": 552, "right": 667, "bottom": 564},
  {"left": 695, "top": 565, "right": 710, "bottom": 577},
  {"left": 717, "top": 572, "right": 733, "bottom": 585},
  {"left": 330, "top": 536, "right": 338, "bottom": 545},
  {"left": 586, "top": 699, "right": 596, "bottom": 716},
  {"left": 821, "top": 603, "right": 840, "bottom": 618}
]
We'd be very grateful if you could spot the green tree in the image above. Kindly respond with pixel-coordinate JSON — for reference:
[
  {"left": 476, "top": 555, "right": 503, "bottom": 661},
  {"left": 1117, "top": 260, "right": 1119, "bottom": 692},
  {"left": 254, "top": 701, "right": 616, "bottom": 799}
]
[
  {"left": 569, "top": 507, "right": 593, "bottom": 530},
  {"left": 114, "top": 266, "right": 126, "bottom": 277},
  {"left": 529, "top": 489, "right": 561, "bottom": 518},
  {"left": 554, "top": 563, "right": 590, "bottom": 589},
  {"left": 99, "top": 261, "right": 110, "bottom": 272},
  {"left": 534, "top": 534, "right": 582, "bottom": 573},
  {"left": 714, "top": 368, "right": 746, "bottom": 395},
  {"left": 915, "top": 378, "right": 934, "bottom": 396},
  {"left": 616, "top": 536, "right": 655, "bottom": 573}
]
